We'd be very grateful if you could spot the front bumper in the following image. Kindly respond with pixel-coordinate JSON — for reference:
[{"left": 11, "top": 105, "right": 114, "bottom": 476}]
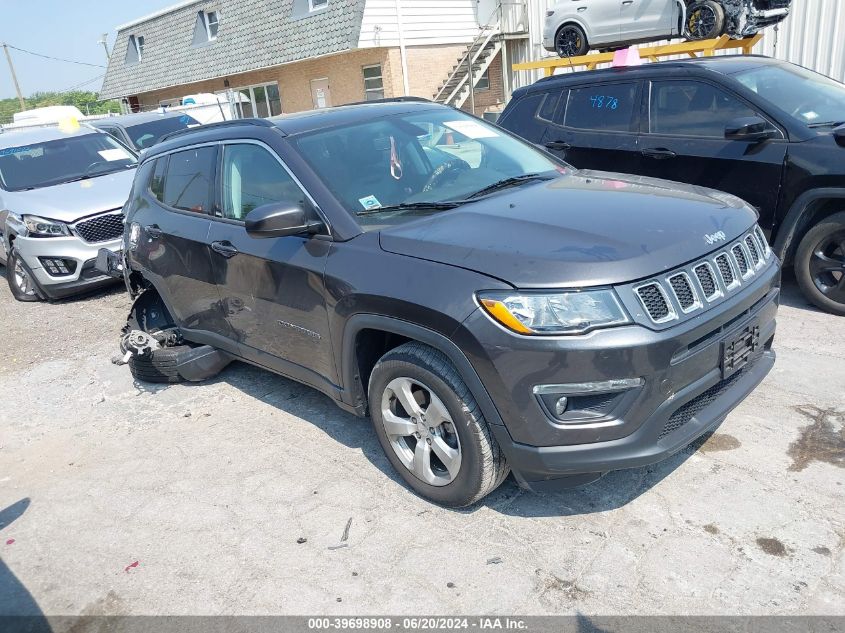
[
  {"left": 14, "top": 234, "right": 122, "bottom": 299},
  {"left": 454, "top": 261, "right": 779, "bottom": 491}
]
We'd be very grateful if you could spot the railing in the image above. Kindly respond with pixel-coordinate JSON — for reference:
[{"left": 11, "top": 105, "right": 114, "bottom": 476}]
[
  {"left": 433, "top": 9, "right": 501, "bottom": 105},
  {"left": 512, "top": 33, "right": 763, "bottom": 77}
]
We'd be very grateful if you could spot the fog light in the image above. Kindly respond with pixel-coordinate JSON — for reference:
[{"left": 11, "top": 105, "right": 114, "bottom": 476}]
[
  {"left": 534, "top": 378, "right": 644, "bottom": 423},
  {"left": 554, "top": 396, "right": 568, "bottom": 417}
]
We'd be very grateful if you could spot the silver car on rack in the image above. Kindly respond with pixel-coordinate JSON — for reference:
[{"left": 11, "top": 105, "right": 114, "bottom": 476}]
[{"left": 0, "top": 125, "right": 137, "bottom": 301}]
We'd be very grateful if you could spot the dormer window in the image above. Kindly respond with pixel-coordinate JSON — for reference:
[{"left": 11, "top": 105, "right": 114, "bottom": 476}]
[
  {"left": 125, "top": 34, "right": 144, "bottom": 65},
  {"left": 203, "top": 11, "right": 219, "bottom": 40},
  {"left": 309, "top": 0, "right": 328, "bottom": 11}
]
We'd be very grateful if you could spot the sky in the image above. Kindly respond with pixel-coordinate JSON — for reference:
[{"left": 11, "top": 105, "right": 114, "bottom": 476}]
[{"left": 0, "top": 0, "right": 178, "bottom": 99}]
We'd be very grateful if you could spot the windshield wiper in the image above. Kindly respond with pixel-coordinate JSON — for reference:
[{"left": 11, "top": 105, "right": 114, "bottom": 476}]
[
  {"left": 808, "top": 120, "right": 845, "bottom": 128},
  {"left": 463, "top": 173, "right": 552, "bottom": 200},
  {"left": 356, "top": 201, "right": 462, "bottom": 217}
]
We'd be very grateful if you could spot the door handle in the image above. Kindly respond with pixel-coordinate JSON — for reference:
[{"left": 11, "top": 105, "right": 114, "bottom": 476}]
[
  {"left": 622, "top": 1, "right": 634, "bottom": 5},
  {"left": 211, "top": 241, "right": 240, "bottom": 258},
  {"left": 641, "top": 148, "right": 677, "bottom": 159},
  {"left": 545, "top": 141, "right": 571, "bottom": 151},
  {"left": 577, "top": 6, "right": 587, "bottom": 10},
  {"left": 144, "top": 224, "right": 162, "bottom": 239}
]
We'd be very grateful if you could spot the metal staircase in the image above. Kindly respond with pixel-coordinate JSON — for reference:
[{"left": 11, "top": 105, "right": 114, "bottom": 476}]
[{"left": 433, "top": 17, "right": 503, "bottom": 110}]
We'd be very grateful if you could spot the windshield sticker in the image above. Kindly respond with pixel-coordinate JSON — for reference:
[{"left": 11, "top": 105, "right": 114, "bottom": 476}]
[
  {"left": 98, "top": 148, "right": 132, "bottom": 162},
  {"left": 0, "top": 146, "right": 32, "bottom": 156},
  {"left": 359, "top": 195, "right": 382, "bottom": 211},
  {"left": 443, "top": 120, "right": 499, "bottom": 139},
  {"left": 802, "top": 111, "right": 819, "bottom": 121}
]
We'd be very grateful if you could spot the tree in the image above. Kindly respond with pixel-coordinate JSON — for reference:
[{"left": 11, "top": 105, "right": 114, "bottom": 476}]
[{"left": 0, "top": 90, "right": 122, "bottom": 123}]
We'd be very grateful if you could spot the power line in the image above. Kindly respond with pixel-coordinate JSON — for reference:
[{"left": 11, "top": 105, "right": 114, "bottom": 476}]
[
  {"left": 4, "top": 43, "right": 105, "bottom": 68},
  {"left": 59, "top": 73, "right": 106, "bottom": 93}
]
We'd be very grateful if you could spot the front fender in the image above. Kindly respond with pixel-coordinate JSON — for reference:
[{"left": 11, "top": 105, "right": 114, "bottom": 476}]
[{"left": 773, "top": 188, "right": 845, "bottom": 263}]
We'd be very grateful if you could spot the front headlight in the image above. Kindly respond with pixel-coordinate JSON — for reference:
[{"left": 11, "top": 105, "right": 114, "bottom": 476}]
[
  {"left": 478, "top": 290, "right": 630, "bottom": 335},
  {"left": 22, "top": 215, "right": 70, "bottom": 237}
]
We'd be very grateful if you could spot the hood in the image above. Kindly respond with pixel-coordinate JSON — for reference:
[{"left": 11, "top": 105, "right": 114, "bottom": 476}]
[
  {"left": 379, "top": 170, "right": 758, "bottom": 288},
  {"left": 1, "top": 168, "right": 136, "bottom": 223}
]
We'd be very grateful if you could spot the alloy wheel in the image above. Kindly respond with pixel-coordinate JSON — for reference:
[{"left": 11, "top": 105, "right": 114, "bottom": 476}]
[
  {"left": 380, "top": 376, "right": 462, "bottom": 486},
  {"left": 688, "top": 7, "right": 717, "bottom": 38},
  {"left": 13, "top": 257, "right": 36, "bottom": 297},
  {"left": 556, "top": 27, "right": 583, "bottom": 57},
  {"left": 809, "top": 228, "right": 845, "bottom": 304}
]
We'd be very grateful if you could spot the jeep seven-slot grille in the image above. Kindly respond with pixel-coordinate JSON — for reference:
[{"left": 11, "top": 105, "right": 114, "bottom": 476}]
[
  {"left": 74, "top": 212, "right": 123, "bottom": 244},
  {"left": 630, "top": 229, "right": 771, "bottom": 325},
  {"left": 732, "top": 244, "right": 749, "bottom": 277},
  {"left": 668, "top": 274, "right": 696, "bottom": 311},
  {"left": 636, "top": 283, "right": 671, "bottom": 322},
  {"left": 694, "top": 263, "right": 718, "bottom": 299}
]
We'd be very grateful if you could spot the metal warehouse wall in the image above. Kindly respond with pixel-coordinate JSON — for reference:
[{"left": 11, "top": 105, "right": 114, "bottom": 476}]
[{"left": 511, "top": 0, "right": 845, "bottom": 90}]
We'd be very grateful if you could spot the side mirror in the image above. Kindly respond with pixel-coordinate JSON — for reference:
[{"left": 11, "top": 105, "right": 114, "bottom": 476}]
[
  {"left": 833, "top": 123, "right": 845, "bottom": 148},
  {"left": 725, "top": 116, "right": 778, "bottom": 142},
  {"left": 245, "top": 201, "right": 323, "bottom": 239}
]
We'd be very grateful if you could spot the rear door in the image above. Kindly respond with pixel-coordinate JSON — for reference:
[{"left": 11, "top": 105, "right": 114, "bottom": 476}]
[
  {"left": 131, "top": 146, "right": 234, "bottom": 339},
  {"left": 636, "top": 79, "right": 787, "bottom": 214},
  {"left": 206, "top": 141, "right": 336, "bottom": 387},
  {"left": 540, "top": 80, "right": 642, "bottom": 174},
  {"left": 573, "top": 0, "right": 622, "bottom": 43},
  {"left": 621, "top": 0, "right": 677, "bottom": 39}
]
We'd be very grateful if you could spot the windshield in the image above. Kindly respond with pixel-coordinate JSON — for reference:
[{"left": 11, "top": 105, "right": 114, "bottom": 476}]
[
  {"left": 125, "top": 114, "right": 200, "bottom": 149},
  {"left": 293, "top": 109, "right": 565, "bottom": 230},
  {"left": 0, "top": 133, "right": 137, "bottom": 192},
  {"left": 734, "top": 63, "right": 845, "bottom": 127}
]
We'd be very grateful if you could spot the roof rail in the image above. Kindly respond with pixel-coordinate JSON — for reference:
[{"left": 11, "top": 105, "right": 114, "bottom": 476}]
[{"left": 159, "top": 117, "right": 275, "bottom": 143}]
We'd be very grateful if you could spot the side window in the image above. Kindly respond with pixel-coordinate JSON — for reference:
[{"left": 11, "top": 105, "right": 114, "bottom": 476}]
[
  {"left": 538, "top": 89, "right": 567, "bottom": 123},
  {"left": 99, "top": 127, "right": 122, "bottom": 142},
  {"left": 564, "top": 83, "right": 638, "bottom": 132},
  {"left": 162, "top": 147, "right": 216, "bottom": 213},
  {"left": 649, "top": 80, "right": 759, "bottom": 137},
  {"left": 220, "top": 144, "right": 304, "bottom": 221},
  {"left": 150, "top": 156, "right": 167, "bottom": 201}
]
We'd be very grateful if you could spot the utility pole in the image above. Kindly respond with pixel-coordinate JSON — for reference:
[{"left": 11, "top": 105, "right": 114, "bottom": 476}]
[
  {"left": 97, "top": 33, "right": 110, "bottom": 61},
  {"left": 2, "top": 43, "right": 26, "bottom": 112}
]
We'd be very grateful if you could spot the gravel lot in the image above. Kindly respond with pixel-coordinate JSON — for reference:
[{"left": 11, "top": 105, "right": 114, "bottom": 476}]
[{"left": 0, "top": 267, "right": 843, "bottom": 617}]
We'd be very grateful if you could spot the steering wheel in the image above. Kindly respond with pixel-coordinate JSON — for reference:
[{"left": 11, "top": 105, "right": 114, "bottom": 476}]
[
  {"left": 84, "top": 161, "right": 111, "bottom": 175},
  {"left": 421, "top": 158, "right": 471, "bottom": 193}
]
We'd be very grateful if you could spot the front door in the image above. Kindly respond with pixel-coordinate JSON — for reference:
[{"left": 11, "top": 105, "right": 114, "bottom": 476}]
[
  {"left": 207, "top": 141, "right": 336, "bottom": 387},
  {"left": 540, "top": 80, "right": 642, "bottom": 175},
  {"left": 310, "top": 78, "right": 332, "bottom": 110},
  {"left": 132, "top": 147, "right": 234, "bottom": 339},
  {"left": 636, "top": 79, "right": 787, "bottom": 216}
]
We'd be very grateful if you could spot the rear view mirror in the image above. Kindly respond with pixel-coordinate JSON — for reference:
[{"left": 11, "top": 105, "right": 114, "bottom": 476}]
[
  {"left": 833, "top": 123, "right": 845, "bottom": 148},
  {"left": 725, "top": 116, "right": 778, "bottom": 142},
  {"left": 245, "top": 201, "right": 323, "bottom": 238}
]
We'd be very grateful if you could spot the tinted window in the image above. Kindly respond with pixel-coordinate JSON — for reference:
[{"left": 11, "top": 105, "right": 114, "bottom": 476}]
[
  {"left": 126, "top": 115, "right": 199, "bottom": 150},
  {"left": 162, "top": 147, "right": 216, "bottom": 213},
  {"left": 220, "top": 144, "right": 304, "bottom": 221},
  {"left": 564, "top": 83, "right": 638, "bottom": 131},
  {"left": 150, "top": 156, "right": 167, "bottom": 201},
  {"left": 650, "top": 80, "right": 758, "bottom": 137},
  {"left": 0, "top": 133, "right": 136, "bottom": 191},
  {"left": 538, "top": 90, "right": 565, "bottom": 122}
]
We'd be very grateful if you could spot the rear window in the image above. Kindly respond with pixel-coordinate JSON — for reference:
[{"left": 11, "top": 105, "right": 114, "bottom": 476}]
[
  {"left": 564, "top": 83, "right": 638, "bottom": 132},
  {"left": 159, "top": 147, "right": 216, "bottom": 213}
]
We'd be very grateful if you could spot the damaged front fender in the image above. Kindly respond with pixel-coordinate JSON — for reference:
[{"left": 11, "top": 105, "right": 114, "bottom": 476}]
[{"left": 719, "top": 0, "right": 791, "bottom": 38}]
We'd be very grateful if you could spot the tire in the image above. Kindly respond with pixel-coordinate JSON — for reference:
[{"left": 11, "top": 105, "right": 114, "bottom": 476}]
[
  {"left": 793, "top": 211, "right": 845, "bottom": 316},
  {"left": 368, "top": 342, "right": 509, "bottom": 507},
  {"left": 555, "top": 24, "right": 589, "bottom": 58},
  {"left": 124, "top": 289, "right": 186, "bottom": 383},
  {"left": 128, "top": 345, "right": 191, "bottom": 384},
  {"left": 5, "top": 248, "right": 42, "bottom": 302},
  {"left": 686, "top": 1, "right": 726, "bottom": 40}
]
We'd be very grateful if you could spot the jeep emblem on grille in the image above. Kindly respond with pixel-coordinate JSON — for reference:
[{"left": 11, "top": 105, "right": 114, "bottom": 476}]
[{"left": 704, "top": 231, "right": 727, "bottom": 245}]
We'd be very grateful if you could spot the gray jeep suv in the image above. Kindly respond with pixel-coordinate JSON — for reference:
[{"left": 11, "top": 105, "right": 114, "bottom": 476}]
[{"left": 105, "top": 101, "right": 779, "bottom": 506}]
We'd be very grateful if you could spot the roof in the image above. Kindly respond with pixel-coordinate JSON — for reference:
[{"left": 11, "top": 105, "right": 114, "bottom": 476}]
[
  {"left": 101, "top": 0, "right": 367, "bottom": 100},
  {"left": 527, "top": 55, "right": 784, "bottom": 92},
  {"left": 88, "top": 111, "right": 196, "bottom": 128},
  {"left": 0, "top": 125, "right": 99, "bottom": 149}
]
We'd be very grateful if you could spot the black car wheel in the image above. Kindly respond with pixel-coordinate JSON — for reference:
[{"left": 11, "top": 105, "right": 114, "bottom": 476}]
[
  {"left": 123, "top": 289, "right": 189, "bottom": 383},
  {"left": 555, "top": 24, "right": 589, "bottom": 58},
  {"left": 368, "top": 342, "right": 509, "bottom": 507},
  {"left": 686, "top": 1, "right": 726, "bottom": 40},
  {"left": 795, "top": 212, "right": 845, "bottom": 316},
  {"left": 6, "top": 248, "right": 43, "bottom": 302}
]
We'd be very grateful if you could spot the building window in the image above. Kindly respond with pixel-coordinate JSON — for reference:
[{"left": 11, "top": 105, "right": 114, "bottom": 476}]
[
  {"left": 217, "top": 82, "right": 282, "bottom": 118},
  {"left": 476, "top": 69, "right": 490, "bottom": 91},
  {"left": 204, "top": 11, "right": 219, "bottom": 40},
  {"left": 363, "top": 64, "right": 384, "bottom": 101},
  {"left": 126, "top": 35, "right": 144, "bottom": 65},
  {"left": 309, "top": 0, "right": 328, "bottom": 11}
]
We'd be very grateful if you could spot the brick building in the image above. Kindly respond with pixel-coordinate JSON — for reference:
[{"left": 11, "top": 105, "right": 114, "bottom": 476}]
[{"left": 100, "top": 0, "right": 529, "bottom": 118}]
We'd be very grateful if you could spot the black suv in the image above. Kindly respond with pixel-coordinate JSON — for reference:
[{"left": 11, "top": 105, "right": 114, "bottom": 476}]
[
  {"left": 498, "top": 56, "right": 845, "bottom": 315},
  {"left": 104, "top": 101, "right": 778, "bottom": 506}
]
